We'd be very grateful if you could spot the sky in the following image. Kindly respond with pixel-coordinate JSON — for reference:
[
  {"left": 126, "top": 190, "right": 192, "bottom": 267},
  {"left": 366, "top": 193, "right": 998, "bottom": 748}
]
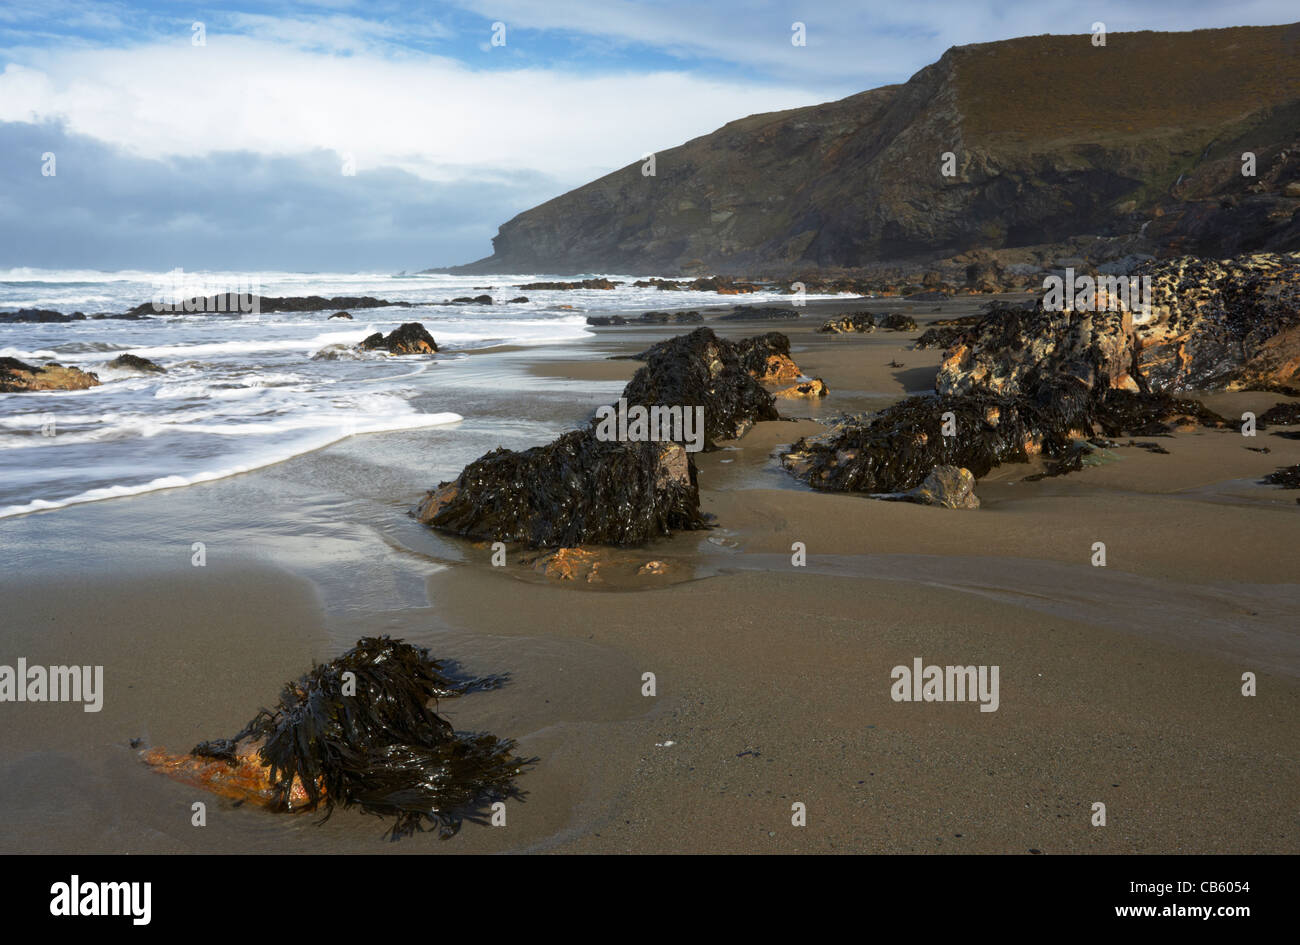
[{"left": 1, "top": 0, "right": 1296, "bottom": 272}]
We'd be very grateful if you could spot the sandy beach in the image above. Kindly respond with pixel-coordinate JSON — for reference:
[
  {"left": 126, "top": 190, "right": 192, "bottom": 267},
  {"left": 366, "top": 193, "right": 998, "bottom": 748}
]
[{"left": 2, "top": 295, "right": 1295, "bottom": 854}]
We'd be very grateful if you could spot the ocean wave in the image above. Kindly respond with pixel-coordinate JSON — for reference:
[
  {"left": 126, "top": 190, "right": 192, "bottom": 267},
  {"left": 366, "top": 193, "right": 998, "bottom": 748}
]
[{"left": 0, "top": 410, "right": 462, "bottom": 518}]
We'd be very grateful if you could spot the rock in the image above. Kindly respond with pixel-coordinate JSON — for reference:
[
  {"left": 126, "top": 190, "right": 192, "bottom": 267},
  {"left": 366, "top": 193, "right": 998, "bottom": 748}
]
[
  {"left": 508, "top": 296, "right": 529, "bottom": 303},
  {"left": 877, "top": 313, "right": 918, "bottom": 331},
  {"left": 516, "top": 279, "right": 619, "bottom": 290},
  {"left": 1132, "top": 252, "right": 1300, "bottom": 391},
  {"left": 328, "top": 311, "right": 353, "bottom": 319},
  {"left": 638, "top": 560, "right": 668, "bottom": 575},
  {"left": 937, "top": 301, "right": 1138, "bottom": 407},
  {"left": 1259, "top": 402, "right": 1300, "bottom": 424},
  {"left": 776, "top": 378, "right": 829, "bottom": 398},
  {"left": 781, "top": 389, "right": 1224, "bottom": 495},
  {"left": 127, "top": 294, "right": 408, "bottom": 316},
  {"left": 415, "top": 429, "right": 705, "bottom": 547},
  {"left": 718, "top": 306, "right": 799, "bottom": 321},
  {"left": 0, "top": 357, "right": 100, "bottom": 393},
  {"left": 529, "top": 547, "right": 603, "bottom": 582},
  {"left": 891, "top": 465, "right": 980, "bottom": 509},
  {"left": 450, "top": 295, "right": 493, "bottom": 304},
  {"left": 734, "top": 332, "right": 801, "bottom": 383},
  {"left": 819, "top": 313, "right": 876, "bottom": 334},
  {"left": 106, "top": 353, "right": 166, "bottom": 374},
  {"left": 622, "top": 327, "right": 779, "bottom": 447},
  {"left": 0, "top": 308, "right": 84, "bottom": 323},
  {"left": 1263, "top": 464, "right": 1300, "bottom": 488},
  {"left": 587, "top": 310, "right": 702, "bottom": 326},
  {"left": 359, "top": 322, "right": 438, "bottom": 355}
]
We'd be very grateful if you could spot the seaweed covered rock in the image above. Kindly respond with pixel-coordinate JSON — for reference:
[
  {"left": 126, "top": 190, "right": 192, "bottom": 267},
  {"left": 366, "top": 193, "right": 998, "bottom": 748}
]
[
  {"left": 819, "top": 312, "right": 875, "bottom": 334},
  {"left": 781, "top": 390, "right": 1225, "bottom": 494},
  {"left": 106, "top": 353, "right": 166, "bottom": 374},
  {"left": 1133, "top": 253, "right": 1300, "bottom": 391},
  {"left": 877, "top": 313, "right": 919, "bottom": 331},
  {"left": 776, "top": 378, "right": 829, "bottom": 398},
  {"left": 622, "top": 327, "right": 779, "bottom": 446},
  {"left": 937, "top": 301, "right": 1139, "bottom": 400},
  {"left": 734, "top": 331, "right": 801, "bottom": 382},
  {"left": 717, "top": 306, "right": 799, "bottom": 321},
  {"left": 328, "top": 311, "right": 353, "bottom": 319},
  {"left": 882, "top": 465, "right": 981, "bottom": 509},
  {"left": 126, "top": 294, "right": 407, "bottom": 316},
  {"left": 1259, "top": 402, "right": 1300, "bottom": 425},
  {"left": 0, "top": 357, "right": 100, "bottom": 393},
  {"left": 1262, "top": 464, "right": 1300, "bottom": 488},
  {"left": 587, "top": 310, "right": 702, "bottom": 326},
  {"left": 518, "top": 278, "right": 619, "bottom": 290},
  {"left": 415, "top": 429, "right": 705, "bottom": 547},
  {"left": 143, "top": 636, "right": 529, "bottom": 840},
  {"left": 359, "top": 322, "right": 438, "bottom": 355}
]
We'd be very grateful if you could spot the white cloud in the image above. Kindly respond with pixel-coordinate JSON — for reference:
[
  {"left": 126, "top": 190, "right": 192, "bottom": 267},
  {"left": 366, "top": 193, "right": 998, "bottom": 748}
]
[{"left": 0, "top": 36, "right": 829, "bottom": 187}]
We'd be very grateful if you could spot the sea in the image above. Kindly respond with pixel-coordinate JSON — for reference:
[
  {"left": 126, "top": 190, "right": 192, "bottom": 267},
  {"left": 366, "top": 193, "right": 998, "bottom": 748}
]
[{"left": 0, "top": 269, "right": 832, "bottom": 519}]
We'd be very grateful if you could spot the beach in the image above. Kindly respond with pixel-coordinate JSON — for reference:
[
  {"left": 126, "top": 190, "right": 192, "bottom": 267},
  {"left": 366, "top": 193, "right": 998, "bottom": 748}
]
[{"left": 1, "top": 292, "right": 1296, "bottom": 854}]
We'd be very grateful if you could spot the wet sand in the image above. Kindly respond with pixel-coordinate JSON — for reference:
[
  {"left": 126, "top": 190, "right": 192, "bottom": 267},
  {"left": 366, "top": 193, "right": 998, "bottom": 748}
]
[{"left": 1, "top": 295, "right": 1296, "bottom": 853}]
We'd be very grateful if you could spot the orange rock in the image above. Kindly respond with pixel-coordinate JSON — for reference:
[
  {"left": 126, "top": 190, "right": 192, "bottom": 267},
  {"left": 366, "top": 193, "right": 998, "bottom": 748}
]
[
  {"left": 775, "top": 378, "right": 829, "bottom": 398},
  {"left": 142, "top": 742, "right": 318, "bottom": 811}
]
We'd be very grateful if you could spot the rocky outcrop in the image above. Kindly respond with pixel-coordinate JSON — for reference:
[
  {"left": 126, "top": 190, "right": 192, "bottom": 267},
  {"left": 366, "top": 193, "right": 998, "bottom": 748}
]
[
  {"left": 419, "top": 327, "right": 797, "bottom": 548},
  {"left": 880, "top": 465, "right": 981, "bottom": 509},
  {"left": 106, "top": 354, "right": 166, "bottom": 374},
  {"left": 1131, "top": 253, "right": 1300, "bottom": 391},
  {"left": 775, "top": 378, "right": 829, "bottom": 398},
  {"left": 328, "top": 311, "right": 353, "bottom": 319},
  {"left": 0, "top": 358, "right": 100, "bottom": 392},
  {"left": 450, "top": 295, "right": 493, "bottom": 304},
  {"left": 735, "top": 332, "right": 801, "bottom": 383},
  {"left": 820, "top": 312, "right": 918, "bottom": 333},
  {"left": 415, "top": 430, "right": 704, "bottom": 547},
  {"left": 359, "top": 323, "right": 438, "bottom": 355},
  {"left": 127, "top": 295, "right": 410, "bottom": 316},
  {"left": 936, "top": 302, "right": 1140, "bottom": 406},
  {"left": 449, "top": 25, "right": 1300, "bottom": 275},
  {"left": 517, "top": 278, "right": 620, "bottom": 291},
  {"left": 717, "top": 306, "right": 799, "bottom": 322},
  {"left": 622, "top": 327, "right": 779, "bottom": 446},
  {"left": 586, "top": 310, "right": 703, "bottom": 326},
  {"left": 782, "top": 390, "right": 1225, "bottom": 495}
]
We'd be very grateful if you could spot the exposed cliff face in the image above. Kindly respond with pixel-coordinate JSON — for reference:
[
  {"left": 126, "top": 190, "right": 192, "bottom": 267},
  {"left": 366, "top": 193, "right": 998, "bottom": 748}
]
[{"left": 451, "top": 24, "right": 1300, "bottom": 275}]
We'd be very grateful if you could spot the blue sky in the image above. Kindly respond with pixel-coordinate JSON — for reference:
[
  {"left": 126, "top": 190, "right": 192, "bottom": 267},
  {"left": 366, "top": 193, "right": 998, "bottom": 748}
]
[{"left": 1, "top": 0, "right": 1296, "bottom": 271}]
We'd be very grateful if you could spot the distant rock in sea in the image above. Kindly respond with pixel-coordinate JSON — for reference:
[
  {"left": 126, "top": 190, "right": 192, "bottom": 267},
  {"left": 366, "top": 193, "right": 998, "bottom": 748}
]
[
  {"left": 359, "top": 322, "right": 438, "bottom": 355},
  {"left": 106, "top": 353, "right": 166, "bottom": 374}
]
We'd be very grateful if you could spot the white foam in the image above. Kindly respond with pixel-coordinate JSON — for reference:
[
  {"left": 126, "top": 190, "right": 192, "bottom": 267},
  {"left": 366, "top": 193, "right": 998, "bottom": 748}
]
[{"left": 0, "top": 411, "right": 462, "bottom": 518}]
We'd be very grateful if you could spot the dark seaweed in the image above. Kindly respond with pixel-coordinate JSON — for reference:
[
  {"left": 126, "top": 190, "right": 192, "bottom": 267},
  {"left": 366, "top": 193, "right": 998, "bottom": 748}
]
[
  {"left": 423, "top": 428, "right": 706, "bottom": 547},
  {"left": 194, "top": 637, "right": 532, "bottom": 841},
  {"left": 1259, "top": 402, "right": 1300, "bottom": 425},
  {"left": 621, "top": 327, "right": 779, "bottom": 448},
  {"left": 1262, "top": 464, "right": 1300, "bottom": 488},
  {"left": 783, "top": 388, "right": 1224, "bottom": 494}
]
